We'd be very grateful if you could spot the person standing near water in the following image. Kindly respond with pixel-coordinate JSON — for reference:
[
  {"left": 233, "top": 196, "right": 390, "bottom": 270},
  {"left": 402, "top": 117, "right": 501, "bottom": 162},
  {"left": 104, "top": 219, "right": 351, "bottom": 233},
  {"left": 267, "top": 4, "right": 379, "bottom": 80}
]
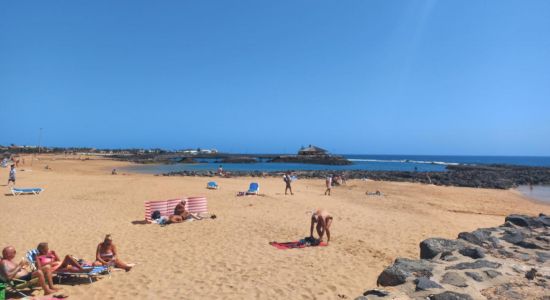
[
  {"left": 324, "top": 175, "right": 332, "bottom": 196},
  {"left": 217, "top": 165, "right": 224, "bottom": 176},
  {"left": 7, "top": 164, "right": 16, "bottom": 186},
  {"left": 284, "top": 172, "right": 293, "bottom": 195}
]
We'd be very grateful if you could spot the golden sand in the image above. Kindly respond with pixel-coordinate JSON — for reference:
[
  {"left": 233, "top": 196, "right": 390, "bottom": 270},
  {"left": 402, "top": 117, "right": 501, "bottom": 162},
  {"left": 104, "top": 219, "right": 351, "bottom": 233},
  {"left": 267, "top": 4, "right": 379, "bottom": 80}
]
[{"left": 1, "top": 155, "right": 548, "bottom": 299}]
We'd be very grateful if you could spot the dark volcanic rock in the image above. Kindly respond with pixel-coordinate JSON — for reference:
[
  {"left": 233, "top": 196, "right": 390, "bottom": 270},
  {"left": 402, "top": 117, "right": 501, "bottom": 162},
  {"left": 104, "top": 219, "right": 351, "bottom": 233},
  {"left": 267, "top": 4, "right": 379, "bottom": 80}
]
[
  {"left": 376, "top": 258, "right": 433, "bottom": 286},
  {"left": 415, "top": 277, "right": 443, "bottom": 291},
  {"left": 445, "top": 260, "right": 501, "bottom": 270},
  {"left": 505, "top": 214, "right": 549, "bottom": 228},
  {"left": 441, "top": 272, "right": 468, "bottom": 287},
  {"left": 536, "top": 251, "right": 550, "bottom": 263},
  {"left": 420, "top": 238, "right": 466, "bottom": 259},
  {"left": 429, "top": 291, "right": 474, "bottom": 300},
  {"left": 525, "top": 268, "right": 537, "bottom": 280},
  {"left": 465, "top": 271, "right": 484, "bottom": 282},
  {"left": 458, "top": 247, "right": 485, "bottom": 259},
  {"left": 457, "top": 229, "right": 491, "bottom": 246},
  {"left": 360, "top": 289, "right": 390, "bottom": 299},
  {"left": 484, "top": 270, "right": 502, "bottom": 278}
]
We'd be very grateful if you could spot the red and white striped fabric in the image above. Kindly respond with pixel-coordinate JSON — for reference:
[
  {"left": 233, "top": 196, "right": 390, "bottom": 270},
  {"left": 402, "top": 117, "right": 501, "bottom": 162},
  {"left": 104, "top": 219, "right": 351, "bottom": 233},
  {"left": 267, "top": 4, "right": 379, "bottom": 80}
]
[
  {"left": 144, "top": 196, "right": 208, "bottom": 223},
  {"left": 144, "top": 198, "right": 184, "bottom": 223},
  {"left": 186, "top": 196, "right": 208, "bottom": 214}
]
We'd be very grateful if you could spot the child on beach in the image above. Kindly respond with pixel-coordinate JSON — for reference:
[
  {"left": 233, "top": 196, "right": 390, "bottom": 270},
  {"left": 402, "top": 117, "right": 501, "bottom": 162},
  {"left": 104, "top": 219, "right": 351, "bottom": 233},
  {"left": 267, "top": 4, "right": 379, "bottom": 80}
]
[{"left": 8, "top": 164, "right": 16, "bottom": 186}]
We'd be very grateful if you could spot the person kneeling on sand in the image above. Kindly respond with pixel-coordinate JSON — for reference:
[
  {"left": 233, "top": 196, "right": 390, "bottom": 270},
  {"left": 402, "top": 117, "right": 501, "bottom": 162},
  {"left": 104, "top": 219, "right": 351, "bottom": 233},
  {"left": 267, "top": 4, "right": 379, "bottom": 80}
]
[
  {"left": 36, "top": 242, "right": 86, "bottom": 273},
  {"left": 1, "top": 246, "right": 58, "bottom": 295},
  {"left": 93, "top": 234, "right": 134, "bottom": 272},
  {"left": 309, "top": 209, "right": 333, "bottom": 244}
]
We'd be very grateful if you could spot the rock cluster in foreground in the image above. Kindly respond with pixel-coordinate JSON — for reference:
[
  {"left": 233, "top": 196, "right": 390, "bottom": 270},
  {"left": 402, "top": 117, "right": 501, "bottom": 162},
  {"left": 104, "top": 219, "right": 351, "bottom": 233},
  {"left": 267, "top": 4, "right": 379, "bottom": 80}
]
[{"left": 357, "top": 214, "right": 550, "bottom": 300}]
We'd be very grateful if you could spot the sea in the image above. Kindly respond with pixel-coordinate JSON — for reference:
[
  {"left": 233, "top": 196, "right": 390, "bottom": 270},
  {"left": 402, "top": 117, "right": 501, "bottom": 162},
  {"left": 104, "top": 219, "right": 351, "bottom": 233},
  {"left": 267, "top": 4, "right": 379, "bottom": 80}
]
[{"left": 123, "top": 154, "right": 550, "bottom": 174}]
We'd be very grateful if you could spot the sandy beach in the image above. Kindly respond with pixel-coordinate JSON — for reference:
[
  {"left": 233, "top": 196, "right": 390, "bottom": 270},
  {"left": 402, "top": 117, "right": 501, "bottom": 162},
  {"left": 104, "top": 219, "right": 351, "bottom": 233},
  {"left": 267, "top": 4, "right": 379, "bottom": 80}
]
[{"left": 1, "top": 155, "right": 549, "bottom": 300}]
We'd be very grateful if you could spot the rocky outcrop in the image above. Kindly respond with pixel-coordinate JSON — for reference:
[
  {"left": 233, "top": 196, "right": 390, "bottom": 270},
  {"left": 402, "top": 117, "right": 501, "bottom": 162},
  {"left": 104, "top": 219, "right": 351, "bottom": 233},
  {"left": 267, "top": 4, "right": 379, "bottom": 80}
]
[
  {"left": 356, "top": 214, "right": 550, "bottom": 300},
  {"left": 161, "top": 164, "right": 550, "bottom": 190}
]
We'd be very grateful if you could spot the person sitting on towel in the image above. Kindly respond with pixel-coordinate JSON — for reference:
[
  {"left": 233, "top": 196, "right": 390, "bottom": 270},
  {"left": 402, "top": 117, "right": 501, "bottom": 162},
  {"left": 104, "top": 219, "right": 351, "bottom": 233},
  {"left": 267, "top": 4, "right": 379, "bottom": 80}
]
[
  {"left": 173, "top": 200, "right": 202, "bottom": 221},
  {"left": 93, "top": 234, "right": 133, "bottom": 272},
  {"left": 309, "top": 209, "right": 333, "bottom": 244}
]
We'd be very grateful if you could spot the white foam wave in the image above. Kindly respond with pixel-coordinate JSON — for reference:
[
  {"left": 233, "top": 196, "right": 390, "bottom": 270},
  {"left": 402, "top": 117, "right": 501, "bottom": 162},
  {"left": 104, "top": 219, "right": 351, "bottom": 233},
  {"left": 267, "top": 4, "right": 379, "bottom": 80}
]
[{"left": 348, "top": 158, "right": 459, "bottom": 166}]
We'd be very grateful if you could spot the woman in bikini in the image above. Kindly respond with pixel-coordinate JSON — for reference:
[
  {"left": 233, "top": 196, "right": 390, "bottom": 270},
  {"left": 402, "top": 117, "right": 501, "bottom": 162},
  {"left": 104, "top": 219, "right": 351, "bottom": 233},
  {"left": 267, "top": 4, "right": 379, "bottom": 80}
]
[
  {"left": 36, "top": 242, "right": 86, "bottom": 273},
  {"left": 93, "top": 234, "right": 133, "bottom": 271}
]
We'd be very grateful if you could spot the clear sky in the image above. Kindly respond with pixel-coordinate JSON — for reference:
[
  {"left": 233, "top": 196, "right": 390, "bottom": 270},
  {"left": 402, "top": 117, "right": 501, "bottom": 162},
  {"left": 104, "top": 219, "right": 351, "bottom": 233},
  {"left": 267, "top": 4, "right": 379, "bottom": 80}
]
[{"left": 1, "top": 1, "right": 549, "bottom": 155}]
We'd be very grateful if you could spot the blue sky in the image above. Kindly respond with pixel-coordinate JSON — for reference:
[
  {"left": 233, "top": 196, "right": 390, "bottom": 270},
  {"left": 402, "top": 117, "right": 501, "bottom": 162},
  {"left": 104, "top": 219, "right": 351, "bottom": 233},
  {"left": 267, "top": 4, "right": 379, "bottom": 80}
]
[{"left": 1, "top": 1, "right": 549, "bottom": 155}]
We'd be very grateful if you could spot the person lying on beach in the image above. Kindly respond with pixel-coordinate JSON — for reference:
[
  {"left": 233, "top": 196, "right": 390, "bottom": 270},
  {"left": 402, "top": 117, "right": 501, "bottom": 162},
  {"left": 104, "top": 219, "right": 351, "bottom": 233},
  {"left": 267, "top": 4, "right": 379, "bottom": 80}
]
[
  {"left": 36, "top": 242, "right": 86, "bottom": 273},
  {"left": 1, "top": 246, "right": 57, "bottom": 295},
  {"left": 93, "top": 234, "right": 133, "bottom": 272},
  {"left": 309, "top": 209, "right": 333, "bottom": 244},
  {"left": 173, "top": 200, "right": 203, "bottom": 221}
]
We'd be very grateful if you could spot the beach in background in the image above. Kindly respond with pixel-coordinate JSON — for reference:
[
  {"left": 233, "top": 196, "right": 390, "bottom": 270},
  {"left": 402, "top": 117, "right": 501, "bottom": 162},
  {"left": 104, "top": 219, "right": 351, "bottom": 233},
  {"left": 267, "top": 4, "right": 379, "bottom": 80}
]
[{"left": 1, "top": 155, "right": 548, "bottom": 299}]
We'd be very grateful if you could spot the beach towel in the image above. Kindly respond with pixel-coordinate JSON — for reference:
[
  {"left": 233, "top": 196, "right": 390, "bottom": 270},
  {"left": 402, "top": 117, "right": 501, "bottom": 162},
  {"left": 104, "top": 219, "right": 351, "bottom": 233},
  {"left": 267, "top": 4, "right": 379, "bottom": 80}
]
[{"left": 269, "top": 238, "right": 328, "bottom": 250}]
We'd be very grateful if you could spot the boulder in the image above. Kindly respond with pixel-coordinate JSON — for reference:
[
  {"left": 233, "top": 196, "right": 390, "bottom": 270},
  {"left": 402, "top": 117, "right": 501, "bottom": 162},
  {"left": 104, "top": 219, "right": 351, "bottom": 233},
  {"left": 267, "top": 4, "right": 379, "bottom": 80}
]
[
  {"left": 360, "top": 289, "right": 390, "bottom": 299},
  {"left": 428, "top": 291, "right": 474, "bottom": 300},
  {"left": 525, "top": 268, "right": 537, "bottom": 280},
  {"left": 458, "top": 247, "right": 485, "bottom": 259},
  {"left": 465, "top": 271, "right": 484, "bottom": 282},
  {"left": 445, "top": 260, "right": 501, "bottom": 270},
  {"left": 414, "top": 277, "right": 443, "bottom": 291},
  {"left": 420, "top": 238, "right": 466, "bottom": 259},
  {"left": 484, "top": 270, "right": 502, "bottom": 278},
  {"left": 505, "top": 214, "right": 546, "bottom": 228},
  {"left": 376, "top": 258, "right": 433, "bottom": 286},
  {"left": 441, "top": 272, "right": 468, "bottom": 287},
  {"left": 457, "top": 229, "right": 493, "bottom": 246}
]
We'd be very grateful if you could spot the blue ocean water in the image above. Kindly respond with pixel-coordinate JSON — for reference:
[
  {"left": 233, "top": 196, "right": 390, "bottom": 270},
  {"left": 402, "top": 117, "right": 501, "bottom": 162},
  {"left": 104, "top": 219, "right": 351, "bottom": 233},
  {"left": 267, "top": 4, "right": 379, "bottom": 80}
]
[{"left": 122, "top": 155, "right": 550, "bottom": 174}]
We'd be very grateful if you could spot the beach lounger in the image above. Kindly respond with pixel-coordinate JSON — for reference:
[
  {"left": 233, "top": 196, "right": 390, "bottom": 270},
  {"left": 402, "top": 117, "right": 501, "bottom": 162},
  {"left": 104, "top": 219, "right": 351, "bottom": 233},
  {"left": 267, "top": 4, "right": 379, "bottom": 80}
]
[
  {"left": 11, "top": 188, "right": 44, "bottom": 196},
  {"left": 145, "top": 197, "right": 208, "bottom": 223},
  {"left": 206, "top": 181, "right": 218, "bottom": 189},
  {"left": 0, "top": 273, "right": 39, "bottom": 297},
  {"left": 246, "top": 182, "right": 260, "bottom": 195},
  {"left": 25, "top": 249, "right": 110, "bottom": 284}
]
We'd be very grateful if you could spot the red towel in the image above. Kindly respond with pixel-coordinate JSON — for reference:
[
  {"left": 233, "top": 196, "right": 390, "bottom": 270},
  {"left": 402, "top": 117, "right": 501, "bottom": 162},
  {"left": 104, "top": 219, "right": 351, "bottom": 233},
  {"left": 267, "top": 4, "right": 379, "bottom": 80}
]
[{"left": 269, "top": 241, "right": 328, "bottom": 250}]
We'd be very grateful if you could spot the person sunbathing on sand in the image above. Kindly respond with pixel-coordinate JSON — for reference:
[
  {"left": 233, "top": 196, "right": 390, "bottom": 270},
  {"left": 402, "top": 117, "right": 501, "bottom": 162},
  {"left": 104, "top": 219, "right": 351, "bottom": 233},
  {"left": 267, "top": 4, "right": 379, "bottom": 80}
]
[
  {"left": 309, "top": 209, "right": 333, "bottom": 244},
  {"left": 36, "top": 242, "right": 85, "bottom": 273},
  {"left": 173, "top": 200, "right": 203, "bottom": 221},
  {"left": 1, "top": 246, "right": 57, "bottom": 295},
  {"left": 93, "top": 234, "right": 133, "bottom": 272}
]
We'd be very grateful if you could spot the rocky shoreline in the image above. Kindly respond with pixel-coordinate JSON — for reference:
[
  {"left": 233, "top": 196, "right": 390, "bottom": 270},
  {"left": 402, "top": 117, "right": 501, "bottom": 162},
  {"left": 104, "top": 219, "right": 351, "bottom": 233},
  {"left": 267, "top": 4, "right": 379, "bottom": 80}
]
[
  {"left": 160, "top": 164, "right": 550, "bottom": 190},
  {"left": 357, "top": 214, "right": 550, "bottom": 300}
]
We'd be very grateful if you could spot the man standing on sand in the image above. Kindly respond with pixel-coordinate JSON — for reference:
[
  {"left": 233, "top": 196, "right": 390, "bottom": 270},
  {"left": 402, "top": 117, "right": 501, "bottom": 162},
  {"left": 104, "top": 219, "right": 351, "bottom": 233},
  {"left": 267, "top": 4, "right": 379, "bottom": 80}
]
[
  {"left": 309, "top": 209, "right": 333, "bottom": 244},
  {"left": 8, "top": 164, "right": 16, "bottom": 186},
  {"left": 284, "top": 172, "right": 293, "bottom": 195},
  {"left": 324, "top": 175, "right": 332, "bottom": 196}
]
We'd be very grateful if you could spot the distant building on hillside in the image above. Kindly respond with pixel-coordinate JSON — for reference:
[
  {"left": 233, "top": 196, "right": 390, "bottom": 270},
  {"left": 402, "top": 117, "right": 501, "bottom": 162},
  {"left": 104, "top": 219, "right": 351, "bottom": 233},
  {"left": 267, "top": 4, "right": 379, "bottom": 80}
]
[{"left": 298, "top": 145, "right": 328, "bottom": 156}]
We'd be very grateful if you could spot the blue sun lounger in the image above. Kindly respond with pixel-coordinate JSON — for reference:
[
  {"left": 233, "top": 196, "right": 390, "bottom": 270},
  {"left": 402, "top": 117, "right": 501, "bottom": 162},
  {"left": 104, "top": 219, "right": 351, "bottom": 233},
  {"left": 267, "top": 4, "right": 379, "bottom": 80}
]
[
  {"left": 11, "top": 188, "right": 44, "bottom": 196},
  {"left": 246, "top": 182, "right": 260, "bottom": 195},
  {"left": 25, "top": 249, "right": 110, "bottom": 284},
  {"left": 207, "top": 181, "right": 218, "bottom": 189}
]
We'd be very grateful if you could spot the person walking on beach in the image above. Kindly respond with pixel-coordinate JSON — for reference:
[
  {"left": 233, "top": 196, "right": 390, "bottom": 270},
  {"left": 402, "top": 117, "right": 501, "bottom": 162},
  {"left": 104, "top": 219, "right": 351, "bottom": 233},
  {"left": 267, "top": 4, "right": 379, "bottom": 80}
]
[
  {"left": 324, "top": 175, "right": 332, "bottom": 196},
  {"left": 7, "top": 164, "right": 16, "bottom": 186},
  {"left": 283, "top": 172, "right": 293, "bottom": 195},
  {"left": 309, "top": 209, "right": 333, "bottom": 244}
]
